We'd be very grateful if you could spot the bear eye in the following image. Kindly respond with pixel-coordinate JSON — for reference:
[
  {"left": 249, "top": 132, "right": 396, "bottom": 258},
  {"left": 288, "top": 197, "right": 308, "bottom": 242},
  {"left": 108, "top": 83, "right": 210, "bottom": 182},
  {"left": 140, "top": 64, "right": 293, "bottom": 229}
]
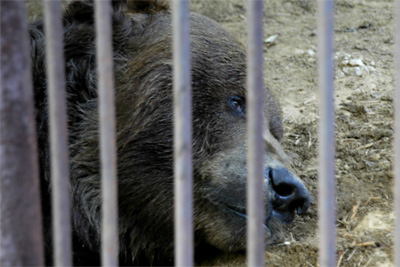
[{"left": 229, "top": 96, "right": 246, "bottom": 117}]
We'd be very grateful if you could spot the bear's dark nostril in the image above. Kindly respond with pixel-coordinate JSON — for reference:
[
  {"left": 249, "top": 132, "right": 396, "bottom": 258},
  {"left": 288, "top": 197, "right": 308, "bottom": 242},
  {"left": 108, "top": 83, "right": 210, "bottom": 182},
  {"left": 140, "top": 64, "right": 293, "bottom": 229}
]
[{"left": 271, "top": 182, "right": 295, "bottom": 197}]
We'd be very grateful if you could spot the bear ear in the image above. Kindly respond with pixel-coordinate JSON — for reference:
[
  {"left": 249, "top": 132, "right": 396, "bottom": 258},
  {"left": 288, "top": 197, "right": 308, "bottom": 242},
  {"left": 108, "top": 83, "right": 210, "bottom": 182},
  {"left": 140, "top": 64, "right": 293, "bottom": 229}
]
[
  {"left": 64, "top": 0, "right": 169, "bottom": 24},
  {"left": 64, "top": 1, "right": 96, "bottom": 24},
  {"left": 120, "top": 0, "right": 169, "bottom": 14}
]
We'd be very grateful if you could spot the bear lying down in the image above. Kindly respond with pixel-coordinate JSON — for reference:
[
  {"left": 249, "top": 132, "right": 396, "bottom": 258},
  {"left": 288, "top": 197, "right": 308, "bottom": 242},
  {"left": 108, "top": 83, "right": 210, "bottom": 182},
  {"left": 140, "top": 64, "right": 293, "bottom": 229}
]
[{"left": 31, "top": 0, "right": 310, "bottom": 265}]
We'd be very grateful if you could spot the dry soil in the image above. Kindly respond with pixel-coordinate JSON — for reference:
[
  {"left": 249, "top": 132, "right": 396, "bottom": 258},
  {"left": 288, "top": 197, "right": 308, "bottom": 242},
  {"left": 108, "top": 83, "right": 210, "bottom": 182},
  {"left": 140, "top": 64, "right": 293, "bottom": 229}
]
[{"left": 191, "top": 0, "right": 395, "bottom": 266}]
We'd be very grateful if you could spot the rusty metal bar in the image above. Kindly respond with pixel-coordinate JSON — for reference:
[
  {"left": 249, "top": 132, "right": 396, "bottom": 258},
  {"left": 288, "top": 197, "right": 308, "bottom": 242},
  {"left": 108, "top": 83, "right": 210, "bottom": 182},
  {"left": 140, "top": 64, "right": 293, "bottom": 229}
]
[
  {"left": 94, "top": 1, "right": 119, "bottom": 266},
  {"left": 43, "top": 1, "right": 72, "bottom": 265},
  {"left": 317, "top": 0, "right": 336, "bottom": 266},
  {"left": 0, "top": 1, "right": 44, "bottom": 265},
  {"left": 246, "top": 0, "right": 265, "bottom": 266},
  {"left": 172, "top": 0, "right": 194, "bottom": 266},
  {"left": 394, "top": 1, "right": 400, "bottom": 266}
]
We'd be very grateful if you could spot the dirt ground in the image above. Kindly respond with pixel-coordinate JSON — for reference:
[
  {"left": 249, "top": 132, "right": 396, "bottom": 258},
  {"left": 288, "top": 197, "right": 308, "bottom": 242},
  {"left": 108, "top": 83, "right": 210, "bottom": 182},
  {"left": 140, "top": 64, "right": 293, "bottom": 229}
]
[
  {"left": 26, "top": 0, "right": 396, "bottom": 266},
  {"left": 190, "top": 0, "right": 395, "bottom": 266}
]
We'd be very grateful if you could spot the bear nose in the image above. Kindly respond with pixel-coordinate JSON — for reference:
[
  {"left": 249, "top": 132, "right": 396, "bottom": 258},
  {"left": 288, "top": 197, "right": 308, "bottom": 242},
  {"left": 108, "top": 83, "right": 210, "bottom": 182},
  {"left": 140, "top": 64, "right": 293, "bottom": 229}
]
[{"left": 266, "top": 167, "right": 310, "bottom": 222}]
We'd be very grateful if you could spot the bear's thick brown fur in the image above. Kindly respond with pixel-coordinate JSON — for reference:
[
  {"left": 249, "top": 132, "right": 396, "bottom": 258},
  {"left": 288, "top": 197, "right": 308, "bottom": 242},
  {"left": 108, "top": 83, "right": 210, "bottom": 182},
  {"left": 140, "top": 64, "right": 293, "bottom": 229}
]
[{"left": 31, "top": 0, "right": 310, "bottom": 265}]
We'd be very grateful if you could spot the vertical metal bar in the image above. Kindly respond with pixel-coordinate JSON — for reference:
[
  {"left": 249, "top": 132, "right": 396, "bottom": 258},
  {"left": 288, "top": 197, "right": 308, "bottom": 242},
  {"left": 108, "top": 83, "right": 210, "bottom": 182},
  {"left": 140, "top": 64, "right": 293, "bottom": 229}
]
[
  {"left": 94, "top": 1, "right": 119, "bottom": 266},
  {"left": 43, "top": 1, "right": 72, "bottom": 265},
  {"left": 317, "top": 0, "right": 336, "bottom": 266},
  {"left": 172, "top": 0, "right": 193, "bottom": 266},
  {"left": 0, "top": 1, "right": 44, "bottom": 266},
  {"left": 246, "top": 0, "right": 265, "bottom": 266},
  {"left": 394, "top": 1, "right": 400, "bottom": 266}
]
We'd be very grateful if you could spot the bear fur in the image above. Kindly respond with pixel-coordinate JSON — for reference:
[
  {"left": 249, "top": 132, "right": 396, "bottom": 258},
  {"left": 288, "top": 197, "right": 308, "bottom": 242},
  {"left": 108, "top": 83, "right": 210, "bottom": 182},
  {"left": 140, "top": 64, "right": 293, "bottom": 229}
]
[{"left": 30, "top": 0, "right": 309, "bottom": 265}]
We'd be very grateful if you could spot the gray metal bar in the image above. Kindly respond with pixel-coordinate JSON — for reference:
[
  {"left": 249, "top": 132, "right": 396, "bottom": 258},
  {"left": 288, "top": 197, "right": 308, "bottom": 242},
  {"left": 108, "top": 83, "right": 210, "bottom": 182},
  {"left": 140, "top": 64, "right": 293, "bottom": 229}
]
[
  {"left": 246, "top": 0, "right": 265, "bottom": 266},
  {"left": 94, "top": 1, "right": 119, "bottom": 266},
  {"left": 172, "top": 0, "right": 194, "bottom": 266},
  {"left": 43, "top": 1, "right": 72, "bottom": 265},
  {"left": 0, "top": 1, "right": 44, "bottom": 265},
  {"left": 317, "top": 0, "right": 336, "bottom": 266},
  {"left": 394, "top": 1, "right": 400, "bottom": 266}
]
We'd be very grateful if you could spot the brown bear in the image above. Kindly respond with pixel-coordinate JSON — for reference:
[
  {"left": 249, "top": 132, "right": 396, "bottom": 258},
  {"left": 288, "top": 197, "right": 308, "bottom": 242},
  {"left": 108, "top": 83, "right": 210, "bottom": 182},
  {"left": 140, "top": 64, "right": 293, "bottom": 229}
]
[{"left": 30, "top": 0, "right": 310, "bottom": 265}]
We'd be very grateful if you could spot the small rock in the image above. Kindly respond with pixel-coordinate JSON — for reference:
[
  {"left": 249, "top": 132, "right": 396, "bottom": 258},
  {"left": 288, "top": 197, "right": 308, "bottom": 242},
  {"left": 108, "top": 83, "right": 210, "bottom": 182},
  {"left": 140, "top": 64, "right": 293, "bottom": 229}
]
[
  {"left": 353, "top": 88, "right": 362, "bottom": 95},
  {"left": 354, "top": 67, "right": 362, "bottom": 76},
  {"left": 337, "top": 70, "right": 345, "bottom": 78},
  {"left": 371, "top": 92, "right": 381, "bottom": 98},
  {"left": 372, "top": 154, "right": 380, "bottom": 161},
  {"left": 349, "top": 58, "right": 366, "bottom": 67},
  {"left": 264, "top": 34, "right": 279, "bottom": 46}
]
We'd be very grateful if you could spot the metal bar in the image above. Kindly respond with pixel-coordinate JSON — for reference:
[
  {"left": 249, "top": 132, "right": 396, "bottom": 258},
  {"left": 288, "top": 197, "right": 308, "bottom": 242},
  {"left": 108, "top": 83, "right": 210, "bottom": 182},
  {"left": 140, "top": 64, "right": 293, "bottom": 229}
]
[
  {"left": 246, "top": 1, "right": 265, "bottom": 266},
  {"left": 94, "top": 1, "right": 119, "bottom": 266},
  {"left": 172, "top": 0, "right": 194, "bottom": 266},
  {"left": 43, "top": 1, "right": 72, "bottom": 265},
  {"left": 317, "top": 0, "right": 336, "bottom": 266},
  {"left": 394, "top": 1, "right": 400, "bottom": 266},
  {"left": 0, "top": 1, "right": 44, "bottom": 265}
]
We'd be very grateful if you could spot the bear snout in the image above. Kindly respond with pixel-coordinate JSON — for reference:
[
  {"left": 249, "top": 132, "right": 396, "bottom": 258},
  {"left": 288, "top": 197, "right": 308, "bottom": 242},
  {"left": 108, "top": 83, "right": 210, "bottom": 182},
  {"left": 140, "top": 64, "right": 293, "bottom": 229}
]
[{"left": 266, "top": 167, "right": 310, "bottom": 224}]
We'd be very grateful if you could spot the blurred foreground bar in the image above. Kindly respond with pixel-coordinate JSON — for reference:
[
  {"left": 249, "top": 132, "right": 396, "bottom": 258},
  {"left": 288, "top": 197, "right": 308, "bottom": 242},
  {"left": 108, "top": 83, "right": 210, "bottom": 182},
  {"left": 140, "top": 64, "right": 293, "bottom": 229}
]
[
  {"left": 246, "top": 0, "right": 266, "bottom": 266},
  {"left": 0, "top": 1, "right": 44, "bottom": 265},
  {"left": 94, "top": 1, "right": 119, "bottom": 266},
  {"left": 43, "top": 0, "right": 72, "bottom": 265}
]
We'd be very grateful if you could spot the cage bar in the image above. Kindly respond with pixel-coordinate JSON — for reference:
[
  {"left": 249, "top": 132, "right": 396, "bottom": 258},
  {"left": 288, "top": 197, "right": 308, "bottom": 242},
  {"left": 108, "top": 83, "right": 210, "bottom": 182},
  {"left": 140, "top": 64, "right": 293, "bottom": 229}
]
[
  {"left": 172, "top": 0, "right": 194, "bottom": 266},
  {"left": 394, "top": 1, "right": 400, "bottom": 266},
  {"left": 0, "top": 1, "right": 44, "bottom": 265},
  {"left": 246, "top": 0, "right": 266, "bottom": 266},
  {"left": 94, "top": 1, "right": 119, "bottom": 266},
  {"left": 317, "top": 0, "right": 336, "bottom": 266},
  {"left": 43, "top": 1, "right": 72, "bottom": 265}
]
